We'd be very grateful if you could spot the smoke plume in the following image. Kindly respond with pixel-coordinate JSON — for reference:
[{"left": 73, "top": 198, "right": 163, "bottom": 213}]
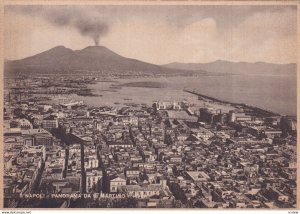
[
  {"left": 74, "top": 17, "right": 108, "bottom": 46},
  {"left": 9, "top": 6, "right": 109, "bottom": 45}
]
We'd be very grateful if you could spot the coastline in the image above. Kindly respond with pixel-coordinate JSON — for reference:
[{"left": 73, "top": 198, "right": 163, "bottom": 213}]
[{"left": 183, "top": 89, "right": 282, "bottom": 117}]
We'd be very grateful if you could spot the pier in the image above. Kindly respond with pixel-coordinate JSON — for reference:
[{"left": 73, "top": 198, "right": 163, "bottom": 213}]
[{"left": 183, "top": 89, "right": 280, "bottom": 117}]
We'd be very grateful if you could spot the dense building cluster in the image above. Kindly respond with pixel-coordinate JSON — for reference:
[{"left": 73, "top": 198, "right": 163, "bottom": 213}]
[{"left": 3, "top": 77, "right": 297, "bottom": 208}]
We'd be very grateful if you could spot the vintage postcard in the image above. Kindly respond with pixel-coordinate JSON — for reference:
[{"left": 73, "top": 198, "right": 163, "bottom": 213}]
[{"left": 1, "top": 0, "right": 299, "bottom": 210}]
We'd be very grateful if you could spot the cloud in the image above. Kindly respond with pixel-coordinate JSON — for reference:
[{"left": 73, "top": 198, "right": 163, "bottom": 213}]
[
  {"left": 6, "top": 6, "right": 109, "bottom": 45},
  {"left": 4, "top": 5, "right": 297, "bottom": 64},
  {"left": 223, "top": 8, "right": 297, "bottom": 63}
]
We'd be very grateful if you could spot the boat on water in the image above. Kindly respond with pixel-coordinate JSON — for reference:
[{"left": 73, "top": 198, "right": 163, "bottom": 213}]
[{"left": 61, "top": 100, "right": 84, "bottom": 107}]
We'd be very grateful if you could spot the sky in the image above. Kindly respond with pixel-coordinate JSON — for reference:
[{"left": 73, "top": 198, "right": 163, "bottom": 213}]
[{"left": 4, "top": 5, "right": 297, "bottom": 64}]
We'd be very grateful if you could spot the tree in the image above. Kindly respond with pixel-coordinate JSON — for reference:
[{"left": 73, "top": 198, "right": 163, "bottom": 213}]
[{"left": 169, "top": 182, "right": 187, "bottom": 203}]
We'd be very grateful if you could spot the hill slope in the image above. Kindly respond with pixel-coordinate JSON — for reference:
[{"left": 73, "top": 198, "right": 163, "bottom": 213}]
[
  {"left": 163, "top": 60, "right": 296, "bottom": 76},
  {"left": 5, "top": 46, "right": 196, "bottom": 76}
]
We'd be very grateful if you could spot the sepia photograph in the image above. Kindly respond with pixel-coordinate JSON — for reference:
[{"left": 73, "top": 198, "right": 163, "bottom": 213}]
[{"left": 1, "top": 1, "right": 298, "bottom": 210}]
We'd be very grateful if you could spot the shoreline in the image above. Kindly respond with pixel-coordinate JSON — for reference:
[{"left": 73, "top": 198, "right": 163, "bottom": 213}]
[{"left": 183, "top": 89, "right": 282, "bottom": 117}]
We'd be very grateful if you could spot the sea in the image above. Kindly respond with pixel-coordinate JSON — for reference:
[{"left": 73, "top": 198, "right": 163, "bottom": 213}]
[{"left": 72, "top": 73, "right": 297, "bottom": 116}]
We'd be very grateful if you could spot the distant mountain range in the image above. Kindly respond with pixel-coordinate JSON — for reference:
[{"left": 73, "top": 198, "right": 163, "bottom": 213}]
[
  {"left": 163, "top": 60, "right": 296, "bottom": 76},
  {"left": 5, "top": 45, "right": 296, "bottom": 76},
  {"left": 4, "top": 46, "right": 196, "bottom": 76}
]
